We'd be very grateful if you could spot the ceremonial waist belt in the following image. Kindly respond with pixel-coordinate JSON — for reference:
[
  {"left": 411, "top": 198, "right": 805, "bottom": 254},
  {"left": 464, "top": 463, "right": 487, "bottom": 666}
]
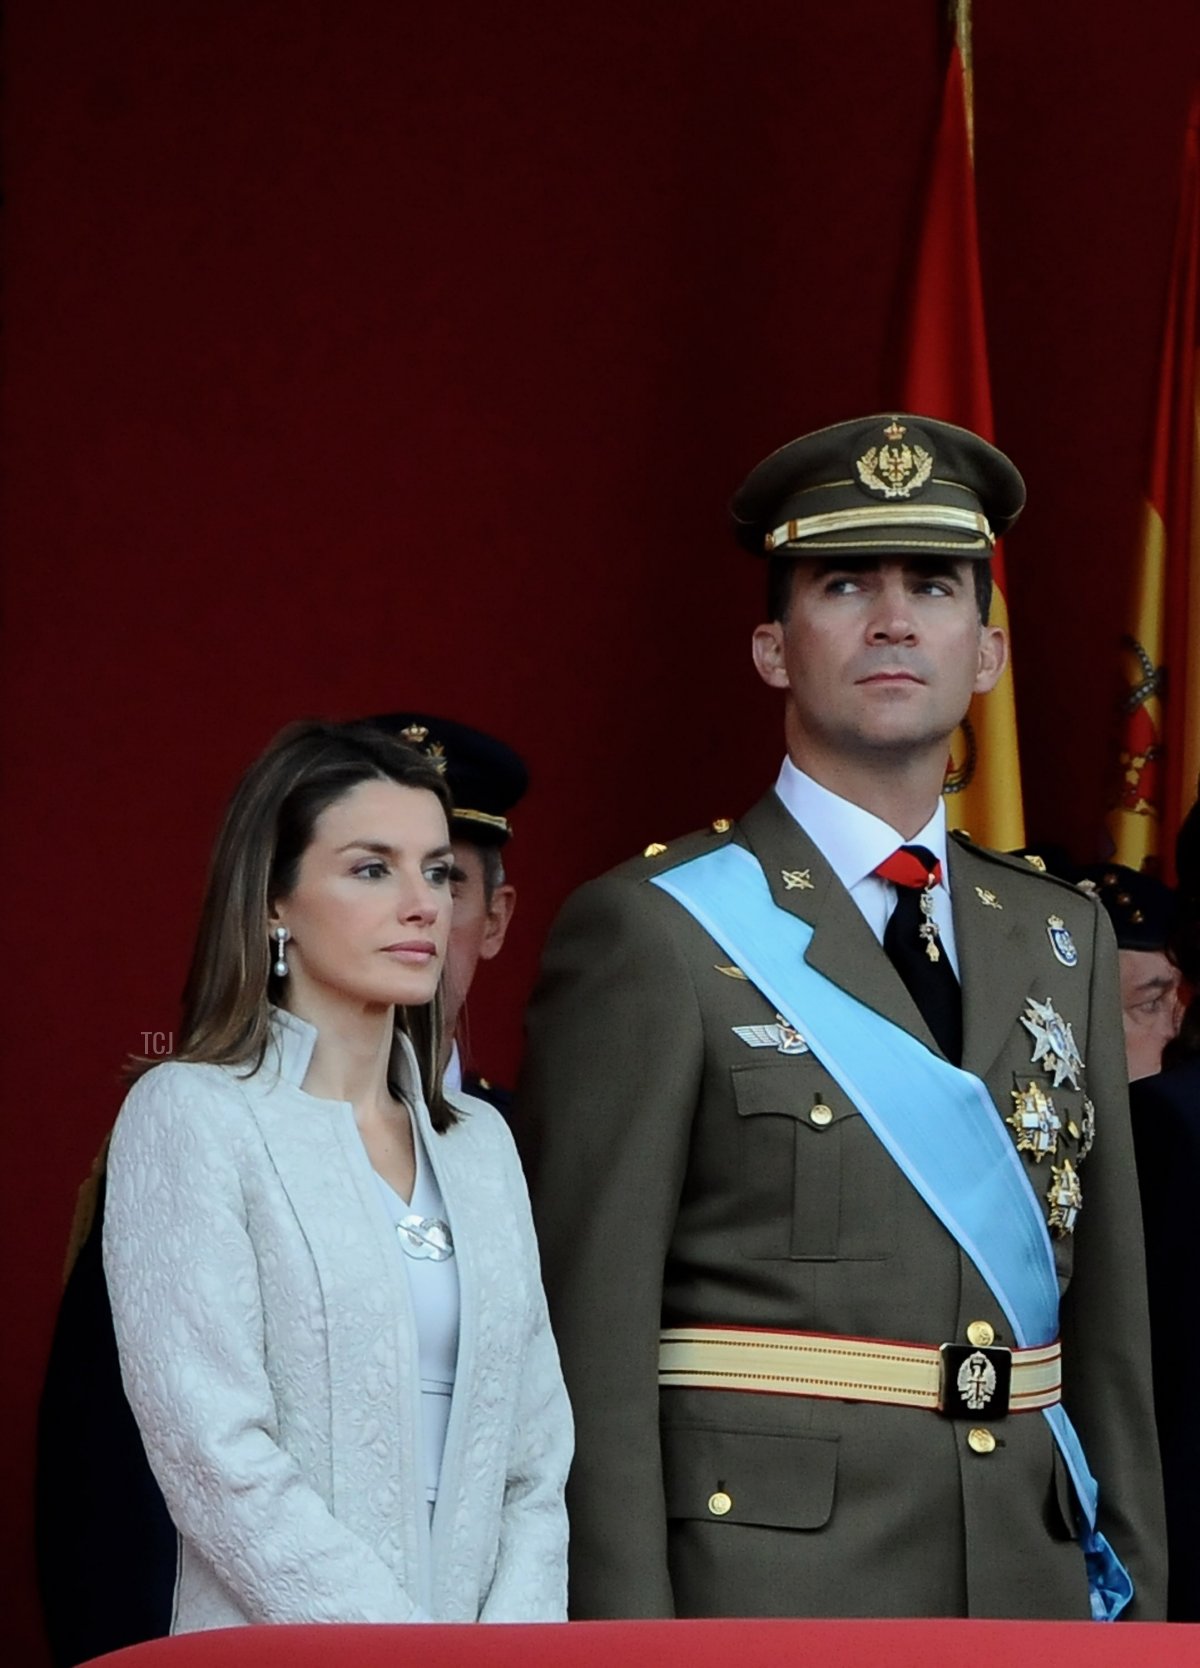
[{"left": 659, "top": 1325, "right": 1062, "bottom": 1419}]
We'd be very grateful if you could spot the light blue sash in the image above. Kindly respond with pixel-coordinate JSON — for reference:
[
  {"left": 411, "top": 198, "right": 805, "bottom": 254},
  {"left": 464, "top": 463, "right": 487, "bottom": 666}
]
[{"left": 653, "top": 842, "right": 1131, "bottom": 1619}]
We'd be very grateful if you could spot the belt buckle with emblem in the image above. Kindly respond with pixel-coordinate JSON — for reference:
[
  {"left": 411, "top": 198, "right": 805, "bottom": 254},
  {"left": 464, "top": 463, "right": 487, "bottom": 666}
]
[{"left": 938, "top": 1343, "right": 1013, "bottom": 1418}]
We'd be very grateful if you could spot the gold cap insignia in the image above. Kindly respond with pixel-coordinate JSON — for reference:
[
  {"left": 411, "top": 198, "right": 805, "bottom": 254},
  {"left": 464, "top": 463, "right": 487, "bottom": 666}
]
[
  {"left": 855, "top": 419, "right": 934, "bottom": 501},
  {"left": 399, "top": 724, "right": 429, "bottom": 745}
]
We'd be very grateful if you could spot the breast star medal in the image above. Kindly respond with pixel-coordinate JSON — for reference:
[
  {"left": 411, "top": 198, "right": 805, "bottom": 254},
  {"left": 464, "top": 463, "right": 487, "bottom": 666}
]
[
  {"left": 1046, "top": 915, "right": 1079, "bottom": 967},
  {"left": 1008, "top": 1081, "right": 1062, "bottom": 1160},
  {"left": 1047, "top": 1158, "right": 1083, "bottom": 1236},
  {"left": 1021, "top": 996, "right": 1085, "bottom": 1090}
]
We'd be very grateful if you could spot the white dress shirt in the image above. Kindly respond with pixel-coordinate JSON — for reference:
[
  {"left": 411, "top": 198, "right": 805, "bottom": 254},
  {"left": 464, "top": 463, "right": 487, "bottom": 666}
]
[{"left": 773, "top": 757, "right": 961, "bottom": 977}]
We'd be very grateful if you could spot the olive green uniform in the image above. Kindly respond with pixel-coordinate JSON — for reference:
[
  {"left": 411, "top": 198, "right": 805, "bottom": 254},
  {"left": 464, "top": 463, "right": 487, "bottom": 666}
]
[{"left": 518, "top": 791, "right": 1166, "bottom": 1619}]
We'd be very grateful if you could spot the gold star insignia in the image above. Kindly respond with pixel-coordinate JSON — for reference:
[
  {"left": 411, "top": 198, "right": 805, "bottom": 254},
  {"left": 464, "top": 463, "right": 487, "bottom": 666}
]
[{"left": 781, "top": 869, "right": 814, "bottom": 891}]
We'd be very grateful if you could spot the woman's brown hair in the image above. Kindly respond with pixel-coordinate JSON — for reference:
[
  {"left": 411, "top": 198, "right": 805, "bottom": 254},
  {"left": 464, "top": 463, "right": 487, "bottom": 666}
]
[{"left": 136, "top": 719, "right": 457, "bottom": 1129}]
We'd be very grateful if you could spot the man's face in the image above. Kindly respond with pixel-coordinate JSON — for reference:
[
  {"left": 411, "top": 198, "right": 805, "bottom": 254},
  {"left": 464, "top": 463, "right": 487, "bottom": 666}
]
[
  {"left": 1118, "top": 947, "right": 1182, "bottom": 1081},
  {"left": 751, "top": 557, "right": 1007, "bottom": 775},
  {"left": 441, "top": 839, "right": 516, "bottom": 1051}
]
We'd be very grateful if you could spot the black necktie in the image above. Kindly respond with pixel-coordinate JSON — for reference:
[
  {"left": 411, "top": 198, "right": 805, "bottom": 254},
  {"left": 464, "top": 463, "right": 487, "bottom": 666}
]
[{"left": 875, "top": 844, "right": 963, "bottom": 1065}]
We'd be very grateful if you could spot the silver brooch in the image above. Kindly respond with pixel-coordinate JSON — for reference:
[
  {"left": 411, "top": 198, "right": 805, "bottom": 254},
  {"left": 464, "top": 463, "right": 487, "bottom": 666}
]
[{"left": 397, "top": 1214, "right": 454, "bottom": 1261}]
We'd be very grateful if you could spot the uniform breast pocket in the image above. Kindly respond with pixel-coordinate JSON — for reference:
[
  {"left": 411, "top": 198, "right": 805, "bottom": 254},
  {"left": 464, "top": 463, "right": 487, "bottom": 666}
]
[{"left": 733, "top": 1060, "right": 895, "bottom": 1262}]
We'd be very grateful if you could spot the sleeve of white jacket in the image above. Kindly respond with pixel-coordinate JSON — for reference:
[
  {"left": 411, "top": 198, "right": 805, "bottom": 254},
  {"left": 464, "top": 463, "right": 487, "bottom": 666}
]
[
  {"left": 103, "top": 1064, "right": 429, "bottom": 1625},
  {"left": 478, "top": 1137, "right": 573, "bottom": 1622}
]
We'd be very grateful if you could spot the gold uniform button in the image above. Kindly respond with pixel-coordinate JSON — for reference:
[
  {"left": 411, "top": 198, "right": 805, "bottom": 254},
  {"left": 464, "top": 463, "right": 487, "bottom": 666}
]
[
  {"left": 708, "top": 1491, "right": 733, "bottom": 1516},
  {"left": 809, "top": 1103, "right": 834, "bottom": 1127},
  {"left": 711, "top": 817, "right": 733, "bottom": 834},
  {"left": 967, "top": 1428, "right": 997, "bottom": 1455},
  {"left": 643, "top": 842, "right": 668, "bottom": 858},
  {"left": 966, "top": 1321, "right": 995, "bottom": 1348}
]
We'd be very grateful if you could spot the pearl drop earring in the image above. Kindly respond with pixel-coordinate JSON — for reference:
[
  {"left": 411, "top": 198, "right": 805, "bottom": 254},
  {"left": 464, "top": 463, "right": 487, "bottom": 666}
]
[{"left": 272, "top": 926, "right": 290, "bottom": 978}]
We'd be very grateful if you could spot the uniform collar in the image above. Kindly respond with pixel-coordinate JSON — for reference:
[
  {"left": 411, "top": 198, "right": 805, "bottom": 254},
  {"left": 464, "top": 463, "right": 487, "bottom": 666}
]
[{"left": 773, "top": 757, "right": 950, "bottom": 891}]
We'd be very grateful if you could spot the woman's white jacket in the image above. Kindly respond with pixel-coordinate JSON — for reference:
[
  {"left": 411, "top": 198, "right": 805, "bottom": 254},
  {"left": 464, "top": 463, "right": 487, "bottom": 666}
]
[{"left": 103, "top": 1009, "right": 571, "bottom": 1629}]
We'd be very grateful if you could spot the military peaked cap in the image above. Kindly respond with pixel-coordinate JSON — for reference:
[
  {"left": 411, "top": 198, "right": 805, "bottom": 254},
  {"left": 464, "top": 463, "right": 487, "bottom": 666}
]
[
  {"left": 366, "top": 711, "right": 528, "bottom": 845},
  {"left": 731, "top": 413, "right": 1026, "bottom": 560}
]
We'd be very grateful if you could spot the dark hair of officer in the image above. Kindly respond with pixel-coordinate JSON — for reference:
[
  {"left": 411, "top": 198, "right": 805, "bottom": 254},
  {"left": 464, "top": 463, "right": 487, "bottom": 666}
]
[
  {"left": 766, "top": 555, "right": 994, "bottom": 627},
  {"left": 137, "top": 720, "right": 455, "bottom": 1129}
]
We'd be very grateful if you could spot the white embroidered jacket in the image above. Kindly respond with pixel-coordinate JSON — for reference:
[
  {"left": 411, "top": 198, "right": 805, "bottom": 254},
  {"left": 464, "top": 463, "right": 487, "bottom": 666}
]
[{"left": 103, "top": 1010, "right": 571, "bottom": 1630}]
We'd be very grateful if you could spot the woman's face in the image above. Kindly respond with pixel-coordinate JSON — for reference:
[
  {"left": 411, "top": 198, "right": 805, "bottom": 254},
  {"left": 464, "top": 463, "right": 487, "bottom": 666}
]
[{"left": 271, "top": 779, "right": 454, "bottom": 1016}]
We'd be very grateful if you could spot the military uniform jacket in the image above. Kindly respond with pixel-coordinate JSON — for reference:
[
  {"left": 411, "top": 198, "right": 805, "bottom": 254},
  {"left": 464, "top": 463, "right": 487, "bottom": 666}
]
[{"left": 517, "top": 790, "right": 1166, "bottom": 1620}]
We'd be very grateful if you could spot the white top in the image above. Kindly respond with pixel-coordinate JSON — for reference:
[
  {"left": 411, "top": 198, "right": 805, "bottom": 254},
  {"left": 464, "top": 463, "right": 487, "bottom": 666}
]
[
  {"left": 774, "top": 757, "right": 961, "bottom": 976},
  {"left": 372, "top": 1119, "right": 460, "bottom": 1509}
]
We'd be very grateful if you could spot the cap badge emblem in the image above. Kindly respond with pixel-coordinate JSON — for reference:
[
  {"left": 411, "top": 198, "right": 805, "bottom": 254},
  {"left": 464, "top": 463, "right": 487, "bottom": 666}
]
[
  {"left": 1047, "top": 1157, "right": 1083, "bottom": 1237},
  {"left": 1021, "top": 996, "right": 1084, "bottom": 1091},
  {"left": 1007, "top": 1080, "right": 1061, "bottom": 1161},
  {"left": 399, "top": 724, "right": 429, "bottom": 745},
  {"left": 1046, "top": 915, "right": 1078, "bottom": 967},
  {"left": 427, "top": 741, "right": 448, "bottom": 774},
  {"left": 856, "top": 420, "right": 934, "bottom": 501}
]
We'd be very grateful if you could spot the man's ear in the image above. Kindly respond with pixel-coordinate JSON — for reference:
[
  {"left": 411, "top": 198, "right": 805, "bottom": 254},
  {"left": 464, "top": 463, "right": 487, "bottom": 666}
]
[
  {"left": 752, "top": 622, "right": 789, "bottom": 690},
  {"left": 973, "top": 622, "right": 1009, "bottom": 695},
  {"left": 479, "top": 883, "right": 516, "bottom": 962}
]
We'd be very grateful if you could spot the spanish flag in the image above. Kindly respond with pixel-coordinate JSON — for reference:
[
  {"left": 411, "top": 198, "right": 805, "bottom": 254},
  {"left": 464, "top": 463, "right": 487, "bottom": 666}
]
[
  {"left": 900, "top": 0, "right": 1025, "bottom": 849},
  {"left": 1107, "top": 93, "right": 1200, "bottom": 883}
]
